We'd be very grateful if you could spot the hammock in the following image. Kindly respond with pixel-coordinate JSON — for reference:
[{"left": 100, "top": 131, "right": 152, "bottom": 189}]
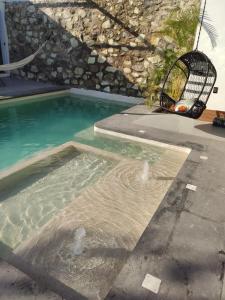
[{"left": 0, "top": 40, "right": 47, "bottom": 72}]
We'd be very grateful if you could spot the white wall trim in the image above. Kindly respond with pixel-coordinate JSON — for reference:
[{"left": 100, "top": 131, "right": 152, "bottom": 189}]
[{"left": 94, "top": 126, "right": 191, "bottom": 154}]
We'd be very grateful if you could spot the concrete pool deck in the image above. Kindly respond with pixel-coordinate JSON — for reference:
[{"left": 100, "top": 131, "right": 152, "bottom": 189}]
[
  {"left": 94, "top": 104, "right": 225, "bottom": 300},
  {"left": 0, "top": 77, "right": 66, "bottom": 100}
]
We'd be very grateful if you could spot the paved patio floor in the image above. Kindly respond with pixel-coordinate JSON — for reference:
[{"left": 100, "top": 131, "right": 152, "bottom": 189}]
[
  {"left": 0, "top": 77, "right": 65, "bottom": 100},
  {"left": 94, "top": 104, "right": 225, "bottom": 300}
]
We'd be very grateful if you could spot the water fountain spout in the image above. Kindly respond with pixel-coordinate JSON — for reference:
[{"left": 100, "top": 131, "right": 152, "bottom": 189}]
[
  {"left": 71, "top": 227, "right": 86, "bottom": 256},
  {"left": 141, "top": 160, "right": 149, "bottom": 183}
]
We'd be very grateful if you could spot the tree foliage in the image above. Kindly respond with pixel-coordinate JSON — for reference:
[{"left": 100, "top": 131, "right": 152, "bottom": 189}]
[{"left": 145, "top": 5, "right": 200, "bottom": 107}]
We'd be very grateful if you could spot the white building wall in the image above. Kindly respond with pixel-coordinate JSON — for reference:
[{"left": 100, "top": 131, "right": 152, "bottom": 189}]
[
  {"left": 195, "top": 0, "right": 225, "bottom": 111},
  {"left": 0, "top": 1, "right": 10, "bottom": 65}
]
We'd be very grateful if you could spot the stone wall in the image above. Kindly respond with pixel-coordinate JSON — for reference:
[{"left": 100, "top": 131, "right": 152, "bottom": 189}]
[{"left": 5, "top": 0, "right": 199, "bottom": 96}]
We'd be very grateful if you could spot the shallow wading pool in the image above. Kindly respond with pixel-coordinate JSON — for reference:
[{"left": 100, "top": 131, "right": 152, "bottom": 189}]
[{"left": 0, "top": 145, "right": 118, "bottom": 248}]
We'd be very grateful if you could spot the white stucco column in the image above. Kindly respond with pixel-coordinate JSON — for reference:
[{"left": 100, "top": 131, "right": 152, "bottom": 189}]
[{"left": 0, "top": 1, "right": 10, "bottom": 68}]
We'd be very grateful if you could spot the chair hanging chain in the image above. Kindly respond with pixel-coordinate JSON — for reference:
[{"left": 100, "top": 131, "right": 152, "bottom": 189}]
[{"left": 195, "top": 0, "right": 207, "bottom": 50}]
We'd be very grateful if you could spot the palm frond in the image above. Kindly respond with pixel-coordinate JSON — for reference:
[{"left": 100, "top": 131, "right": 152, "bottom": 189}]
[
  {"left": 161, "top": 6, "right": 218, "bottom": 50},
  {"left": 160, "top": 6, "right": 200, "bottom": 50},
  {"left": 199, "top": 11, "right": 218, "bottom": 48}
]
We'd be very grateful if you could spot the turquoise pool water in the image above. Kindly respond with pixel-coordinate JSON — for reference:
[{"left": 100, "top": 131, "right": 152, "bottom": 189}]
[{"left": 0, "top": 94, "right": 128, "bottom": 170}]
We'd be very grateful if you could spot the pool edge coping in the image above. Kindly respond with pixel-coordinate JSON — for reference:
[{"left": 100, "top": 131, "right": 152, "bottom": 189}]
[
  {"left": 0, "top": 90, "right": 70, "bottom": 107},
  {"left": 94, "top": 125, "right": 191, "bottom": 155},
  {"left": 0, "top": 88, "right": 144, "bottom": 107},
  {"left": 70, "top": 88, "right": 144, "bottom": 105}
]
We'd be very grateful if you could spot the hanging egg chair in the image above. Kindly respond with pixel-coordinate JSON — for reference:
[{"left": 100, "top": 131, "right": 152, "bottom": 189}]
[
  {"left": 160, "top": 50, "right": 217, "bottom": 119},
  {"left": 159, "top": 0, "right": 217, "bottom": 119}
]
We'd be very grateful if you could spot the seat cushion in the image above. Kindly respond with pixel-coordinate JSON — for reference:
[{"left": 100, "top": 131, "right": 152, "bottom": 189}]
[{"left": 174, "top": 99, "right": 195, "bottom": 113}]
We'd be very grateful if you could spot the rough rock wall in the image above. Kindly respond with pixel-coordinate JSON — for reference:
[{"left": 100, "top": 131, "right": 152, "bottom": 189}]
[{"left": 5, "top": 0, "right": 199, "bottom": 96}]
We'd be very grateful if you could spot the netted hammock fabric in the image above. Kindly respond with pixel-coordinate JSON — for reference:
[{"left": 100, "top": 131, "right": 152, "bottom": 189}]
[{"left": 0, "top": 40, "right": 47, "bottom": 72}]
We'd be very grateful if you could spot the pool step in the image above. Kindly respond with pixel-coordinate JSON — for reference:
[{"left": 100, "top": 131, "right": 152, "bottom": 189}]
[{"left": 0, "top": 148, "right": 188, "bottom": 299}]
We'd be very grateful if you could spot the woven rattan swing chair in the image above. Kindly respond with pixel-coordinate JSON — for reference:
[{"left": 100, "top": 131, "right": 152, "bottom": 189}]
[
  {"left": 159, "top": 1, "right": 217, "bottom": 119},
  {"left": 160, "top": 50, "right": 217, "bottom": 119}
]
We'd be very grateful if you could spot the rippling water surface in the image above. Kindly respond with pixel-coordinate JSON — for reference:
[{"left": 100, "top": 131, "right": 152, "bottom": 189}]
[
  {"left": 0, "top": 94, "right": 128, "bottom": 170},
  {"left": 0, "top": 151, "right": 116, "bottom": 248}
]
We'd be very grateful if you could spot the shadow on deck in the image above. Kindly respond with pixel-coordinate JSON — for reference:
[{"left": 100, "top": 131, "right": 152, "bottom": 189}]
[{"left": 0, "top": 76, "right": 66, "bottom": 100}]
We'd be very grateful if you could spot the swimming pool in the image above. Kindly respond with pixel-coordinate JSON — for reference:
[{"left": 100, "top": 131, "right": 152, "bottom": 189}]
[
  {"left": 0, "top": 93, "right": 129, "bottom": 170},
  {"left": 0, "top": 91, "right": 168, "bottom": 249},
  {"left": 0, "top": 92, "right": 190, "bottom": 299}
]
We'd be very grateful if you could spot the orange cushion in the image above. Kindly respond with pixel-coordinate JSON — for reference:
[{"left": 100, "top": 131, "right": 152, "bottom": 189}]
[{"left": 175, "top": 100, "right": 194, "bottom": 113}]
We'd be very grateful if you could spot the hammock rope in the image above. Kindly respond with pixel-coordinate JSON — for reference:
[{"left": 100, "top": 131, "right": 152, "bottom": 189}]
[
  {"left": 195, "top": 0, "right": 207, "bottom": 50},
  {"left": 0, "top": 40, "right": 48, "bottom": 72},
  {"left": 0, "top": 41, "right": 47, "bottom": 72}
]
